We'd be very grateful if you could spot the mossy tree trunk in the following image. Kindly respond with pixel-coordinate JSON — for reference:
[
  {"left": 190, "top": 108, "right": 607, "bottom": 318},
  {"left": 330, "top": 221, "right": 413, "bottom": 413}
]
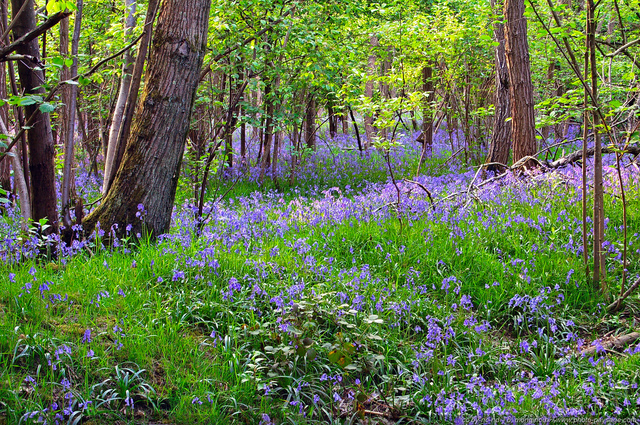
[{"left": 84, "top": 0, "right": 211, "bottom": 238}]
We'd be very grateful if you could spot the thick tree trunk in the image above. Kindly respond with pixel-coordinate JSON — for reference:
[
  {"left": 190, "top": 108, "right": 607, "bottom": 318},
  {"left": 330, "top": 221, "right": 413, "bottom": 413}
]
[
  {"left": 486, "top": 0, "right": 512, "bottom": 172},
  {"left": 504, "top": 0, "right": 537, "bottom": 166},
  {"left": 84, "top": 0, "right": 211, "bottom": 237},
  {"left": 103, "top": 0, "right": 137, "bottom": 195},
  {"left": 11, "top": 0, "right": 58, "bottom": 233}
]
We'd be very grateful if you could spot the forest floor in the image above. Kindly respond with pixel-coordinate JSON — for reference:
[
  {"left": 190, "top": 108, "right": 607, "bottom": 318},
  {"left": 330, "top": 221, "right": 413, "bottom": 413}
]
[{"left": 1, "top": 133, "right": 640, "bottom": 424}]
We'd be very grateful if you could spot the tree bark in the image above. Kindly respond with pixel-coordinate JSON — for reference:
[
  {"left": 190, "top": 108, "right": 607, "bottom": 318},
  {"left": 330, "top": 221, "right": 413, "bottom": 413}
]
[
  {"left": 103, "top": 0, "right": 137, "bottom": 195},
  {"left": 61, "top": 0, "right": 83, "bottom": 229},
  {"left": 84, "top": 0, "right": 211, "bottom": 237},
  {"left": 57, "top": 13, "right": 69, "bottom": 145},
  {"left": 103, "top": 0, "right": 159, "bottom": 195},
  {"left": 486, "top": 0, "right": 512, "bottom": 172},
  {"left": 304, "top": 94, "right": 316, "bottom": 149},
  {"left": 0, "top": 4, "right": 9, "bottom": 194},
  {"left": 588, "top": 0, "right": 605, "bottom": 288},
  {"left": 504, "top": 0, "right": 537, "bottom": 166},
  {"left": 420, "top": 64, "right": 434, "bottom": 160},
  {"left": 11, "top": 0, "right": 58, "bottom": 233}
]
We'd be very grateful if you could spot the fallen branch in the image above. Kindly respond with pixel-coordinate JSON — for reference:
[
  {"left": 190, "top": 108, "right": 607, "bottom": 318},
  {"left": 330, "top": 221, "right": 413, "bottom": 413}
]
[
  {"left": 545, "top": 145, "right": 640, "bottom": 169},
  {"left": 608, "top": 275, "right": 640, "bottom": 312},
  {"left": 580, "top": 332, "right": 640, "bottom": 356}
]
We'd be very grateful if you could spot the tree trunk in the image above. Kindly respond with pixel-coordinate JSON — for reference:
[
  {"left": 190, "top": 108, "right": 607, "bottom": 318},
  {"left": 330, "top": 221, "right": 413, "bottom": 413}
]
[
  {"left": 588, "top": 0, "right": 605, "bottom": 288},
  {"left": 504, "top": 0, "right": 537, "bottom": 166},
  {"left": 304, "top": 94, "right": 316, "bottom": 149},
  {"left": 84, "top": 0, "right": 211, "bottom": 237},
  {"left": 61, "top": 0, "right": 83, "bottom": 230},
  {"left": 57, "top": 13, "right": 70, "bottom": 146},
  {"left": 486, "top": 0, "right": 512, "bottom": 172},
  {"left": 420, "top": 64, "right": 434, "bottom": 160},
  {"left": 103, "top": 0, "right": 137, "bottom": 195},
  {"left": 11, "top": 0, "right": 58, "bottom": 233},
  {"left": 328, "top": 103, "right": 337, "bottom": 139},
  {"left": 0, "top": 5, "right": 9, "bottom": 194},
  {"left": 364, "top": 34, "right": 378, "bottom": 148},
  {"left": 103, "top": 0, "right": 159, "bottom": 195},
  {"left": 260, "top": 82, "right": 274, "bottom": 181}
]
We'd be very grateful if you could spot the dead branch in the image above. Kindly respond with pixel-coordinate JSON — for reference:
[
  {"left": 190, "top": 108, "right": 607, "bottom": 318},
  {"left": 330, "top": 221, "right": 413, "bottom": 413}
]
[
  {"left": 580, "top": 332, "right": 640, "bottom": 356},
  {"left": 545, "top": 145, "right": 640, "bottom": 169}
]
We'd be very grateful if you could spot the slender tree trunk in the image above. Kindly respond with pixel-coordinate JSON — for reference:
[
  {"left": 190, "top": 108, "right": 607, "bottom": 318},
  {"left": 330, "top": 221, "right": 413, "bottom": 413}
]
[
  {"left": 84, "top": 0, "right": 212, "bottom": 237},
  {"left": 260, "top": 82, "right": 274, "bottom": 181},
  {"left": 420, "top": 64, "right": 434, "bottom": 161},
  {"left": 379, "top": 46, "right": 392, "bottom": 140},
  {"left": 271, "top": 129, "right": 281, "bottom": 180},
  {"left": 103, "top": 0, "right": 159, "bottom": 195},
  {"left": 58, "top": 14, "right": 70, "bottom": 146},
  {"left": 0, "top": 115, "right": 31, "bottom": 224},
  {"left": 103, "top": 0, "right": 137, "bottom": 195},
  {"left": 588, "top": 0, "right": 605, "bottom": 288},
  {"left": 364, "top": 34, "right": 378, "bottom": 148},
  {"left": 61, "top": 0, "right": 83, "bottom": 229},
  {"left": 328, "top": 103, "right": 337, "bottom": 139},
  {"left": 504, "top": 0, "right": 537, "bottom": 166},
  {"left": 486, "top": 0, "right": 512, "bottom": 171},
  {"left": 0, "top": 6, "right": 9, "bottom": 194},
  {"left": 11, "top": 0, "right": 58, "bottom": 233},
  {"left": 304, "top": 94, "right": 316, "bottom": 149},
  {"left": 342, "top": 105, "right": 349, "bottom": 134}
]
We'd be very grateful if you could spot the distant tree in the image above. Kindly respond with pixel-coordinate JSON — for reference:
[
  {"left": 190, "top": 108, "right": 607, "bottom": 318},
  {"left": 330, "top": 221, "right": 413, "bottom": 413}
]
[
  {"left": 504, "top": 0, "right": 536, "bottom": 166},
  {"left": 84, "top": 0, "right": 212, "bottom": 237}
]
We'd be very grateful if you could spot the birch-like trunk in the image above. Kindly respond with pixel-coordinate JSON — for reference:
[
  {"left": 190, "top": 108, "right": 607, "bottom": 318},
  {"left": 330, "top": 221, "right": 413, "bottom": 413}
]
[{"left": 102, "top": 0, "right": 137, "bottom": 196}]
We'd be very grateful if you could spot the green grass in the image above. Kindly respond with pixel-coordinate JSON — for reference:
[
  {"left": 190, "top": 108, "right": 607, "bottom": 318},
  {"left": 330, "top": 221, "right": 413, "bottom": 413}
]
[{"left": 1, "top": 163, "right": 640, "bottom": 424}]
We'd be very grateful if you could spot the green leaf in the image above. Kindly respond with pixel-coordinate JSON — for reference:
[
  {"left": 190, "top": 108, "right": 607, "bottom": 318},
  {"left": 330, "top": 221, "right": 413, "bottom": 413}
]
[
  {"left": 39, "top": 103, "right": 56, "bottom": 114},
  {"left": 609, "top": 100, "right": 622, "bottom": 109},
  {"left": 46, "top": 0, "right": 64, "bottom": 14},
  {"left": 18, "top": 97, "right": 38, "bottom": 106}
]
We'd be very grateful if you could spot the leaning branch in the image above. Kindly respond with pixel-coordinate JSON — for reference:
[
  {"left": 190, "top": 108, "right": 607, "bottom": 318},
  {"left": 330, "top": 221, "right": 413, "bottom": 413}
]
[{"left": 0, "top": 10, "right": 72, "bottom": 60}]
